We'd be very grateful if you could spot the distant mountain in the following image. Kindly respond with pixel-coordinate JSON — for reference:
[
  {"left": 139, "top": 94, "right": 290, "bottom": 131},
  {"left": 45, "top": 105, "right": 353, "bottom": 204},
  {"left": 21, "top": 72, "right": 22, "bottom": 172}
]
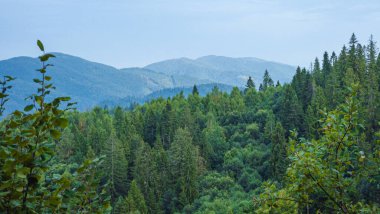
[
  {"left": 0, "top": 53, "right": 295, "bottom": 114},
  {"left": 0, "top": 53, "right": 172, "bottom": 114},
  {"left": 145, "top": 55, "right": 296, "bottom": 86},
  {"left": 99, "top": 83, "right": 235, "bottom": 108}
]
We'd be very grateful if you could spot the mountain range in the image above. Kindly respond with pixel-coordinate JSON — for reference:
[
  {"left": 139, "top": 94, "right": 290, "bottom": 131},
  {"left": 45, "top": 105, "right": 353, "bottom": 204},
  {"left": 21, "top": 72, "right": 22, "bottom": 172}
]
[{"left": 0, "top": 53, "right": 296, "bottom": 114}]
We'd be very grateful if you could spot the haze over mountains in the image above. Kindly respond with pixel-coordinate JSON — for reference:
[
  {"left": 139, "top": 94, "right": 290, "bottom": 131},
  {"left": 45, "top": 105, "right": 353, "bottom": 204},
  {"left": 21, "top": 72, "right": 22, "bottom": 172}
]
[{"left": 0, "top": 53, "right": 296, "bottom": 114}]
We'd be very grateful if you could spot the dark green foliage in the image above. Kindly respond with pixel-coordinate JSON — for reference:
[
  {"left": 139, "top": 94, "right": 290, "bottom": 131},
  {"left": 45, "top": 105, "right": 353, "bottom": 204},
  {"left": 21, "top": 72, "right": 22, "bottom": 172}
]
[
  {"left": 192, "top": 84, "right": 199, "bottom": 95},
  {"left": 269, "top": 122, "right": 287, "bottom": 180},
  {"left": 113, "top": 196, "right": 128, "bottom": 214},
  {"left": 202, "top": 115, "right": 228, "bottom": 170},
  {"left": 261, "top": 70, "right": 274, "bottom": 91},
  {"left": 322, "top": 51, "right": 332, "bottom": 87},
  {"left": 102, "top": 132, "right": 129, "bottom": 202},
  {"left": 245, "top": 76, "right": 256, "bottom": 90},
  {"left": 276, "top": 84, "right": 303, "bottom": 136}
]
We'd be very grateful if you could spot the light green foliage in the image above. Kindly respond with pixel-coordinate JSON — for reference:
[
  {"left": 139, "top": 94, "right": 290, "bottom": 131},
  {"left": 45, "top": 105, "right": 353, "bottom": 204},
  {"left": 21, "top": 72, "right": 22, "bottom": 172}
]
[
  {"left": 230, "top": 87, "right": 245, "bottom": 112},
  {"left": 223, "top": 143, "right": 267, "bottom": 190},
  {"left": 186, "top": 172, "right": 253, "bottom": 213},
  {"left": 244, "top": 87, "right": 260, "bottom": 109}
]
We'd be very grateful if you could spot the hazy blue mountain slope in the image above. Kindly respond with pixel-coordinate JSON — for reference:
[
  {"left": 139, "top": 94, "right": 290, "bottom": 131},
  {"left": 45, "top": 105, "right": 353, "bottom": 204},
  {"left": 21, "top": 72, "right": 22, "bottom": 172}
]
[
  {"left": 145, "top": 58, "right": 215, "bottom": 79},
  {"left": 0, "top": 53, "right": 167, "bottom": 113},
  {"left": 120, "top": 67, "right": 175, "bottom": 91},
  {"left": 145, "top": 55, "right": 296, "bottom": 86}
]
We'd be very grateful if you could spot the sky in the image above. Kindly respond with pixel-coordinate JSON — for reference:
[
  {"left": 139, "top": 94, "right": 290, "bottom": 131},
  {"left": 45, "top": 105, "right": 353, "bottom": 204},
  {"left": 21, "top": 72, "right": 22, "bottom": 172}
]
[{"left": 1, "top": 0, "right": 380, "bottom": 68}]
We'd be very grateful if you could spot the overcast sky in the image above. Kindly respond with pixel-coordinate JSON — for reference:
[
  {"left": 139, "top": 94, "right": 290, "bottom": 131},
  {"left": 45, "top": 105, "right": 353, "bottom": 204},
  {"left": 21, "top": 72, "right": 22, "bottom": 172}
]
[{"left": 1, "top": 0, "right": 380, "bottom": 68}]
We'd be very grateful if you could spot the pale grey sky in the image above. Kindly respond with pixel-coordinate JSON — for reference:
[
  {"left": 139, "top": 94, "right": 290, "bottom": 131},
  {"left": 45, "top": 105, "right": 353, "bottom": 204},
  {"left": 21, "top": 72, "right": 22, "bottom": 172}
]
[{"left": 1, "top": 0, "right": 380, "bottom": 68}]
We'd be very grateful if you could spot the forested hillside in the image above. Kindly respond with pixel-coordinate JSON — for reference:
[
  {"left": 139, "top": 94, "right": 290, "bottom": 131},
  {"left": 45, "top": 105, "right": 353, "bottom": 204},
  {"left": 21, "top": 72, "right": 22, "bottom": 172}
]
[{"left": 1, "top": 34, "right": 379, "bottom": 213}]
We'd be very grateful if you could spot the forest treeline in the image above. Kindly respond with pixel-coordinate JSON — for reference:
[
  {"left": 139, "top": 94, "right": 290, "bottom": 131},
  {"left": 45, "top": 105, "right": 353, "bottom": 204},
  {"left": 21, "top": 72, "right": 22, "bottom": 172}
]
[{"left": 1, "top": 34, "right": 380, "bottom": 213}]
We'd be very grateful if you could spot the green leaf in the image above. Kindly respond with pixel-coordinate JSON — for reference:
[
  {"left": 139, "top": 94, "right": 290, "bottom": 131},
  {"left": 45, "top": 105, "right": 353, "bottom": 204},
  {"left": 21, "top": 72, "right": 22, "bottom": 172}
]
[
  {"left": 52, "top": 174, "right": 62, "bottom": 180},
  {"left": 33, "top": 78, "right": 42, "bottom": 83},
  {"left": 50, "top": 129, "right": 62, "bottom": 140},
  {"left": 24, "top": 105, "right": 34, "bottom": 112},
  {"left": 37, "top": 40, "right": 44, "bottom": 51},
  {"left": 0, "top": 191, "right": 10, "bottom": 197},
  {"left": 10, "top": 200, "right": 21, "bottom": 207},
  {"left": 35, "top": 96, "right": 43, "bottom": 106},
  {"left": 9, "top": 120, "right": 19, "bottom": 128},
  {"left": 59, "top": 97, "right": 71, "bottom": 101},
  {"left": 39, "top": 53, "right": 55, "bottom": 62},
  {"left": 67, "top": 102, "right": 77, "bottom": 107},
  {"left": 4, "top": 75, "right": 15, "bottom": 81},
  {"left": 44, "top": 76, "right": 52, "bottom": 81},
  {"left": 45, "top": 83, "right": 53, "bottom": 89},
  {"left": 13, "top": 110, "right": 22, "bottom": 116},
  {"left": 16, "top": 167, "right": 30, "bottom": 179},
  {"left": 36, "top": 68, "right": 46, "bottom": 74},
  {"left": 54, "top": 118, "right": 69, "bottom": 128}
]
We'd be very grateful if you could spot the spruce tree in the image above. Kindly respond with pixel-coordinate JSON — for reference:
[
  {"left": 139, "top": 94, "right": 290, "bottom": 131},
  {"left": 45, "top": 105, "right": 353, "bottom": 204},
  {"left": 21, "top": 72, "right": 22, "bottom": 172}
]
[
  {"left": 269, "top": 122, "right": 287, "bottom": 180},
  {"left": 348, "top": 33, "right": 358, "bottom": 71},
  {"left": 276, "top": 80, "right": 281, "bottom": 87},
  {"left": 330, "top": 51, "right": 337, "bottom": 65},
  {"left": 245, "top": 76, "right": 255, "bottom": 89},
  {"left": 160, "top": 101, "right": 175, "bottom": 149},
  {"left": 278, "top": 85, "right": 303, "bottom": 136},
  {"left": 126, "top": 180, "right": 148, "bottom": 214},
  {"left": 313, "top": 57, "right": 323, "bottom": 86},
  {"left": 364, "top": 35, "right": 380, "bottom": 142},
  {"left": 322, "top": 51, "right": 332, "bottom": 87},
  {"left": 134, "top": 141, "right": 162, "bottom": 213},
  {"left": 259, "top": 83, "right": 263, "bottom": 91},
  {"left": 262, "top": 69, "right": 274, "bottom": 90},
  {"left": 113, "top": 197, "right": 128, "bottom": 214},
  {"left": 192, "top": 84, "right": 199, "bottom": 95},
  {"left": 103, "top": 132, "right": 129, "bottom": 202},
  {"left": 305, "top": 86, "right": 327, "bottom": 138},
  {"left": 168, "top": 128, "right": 199, "bottom": 210}
]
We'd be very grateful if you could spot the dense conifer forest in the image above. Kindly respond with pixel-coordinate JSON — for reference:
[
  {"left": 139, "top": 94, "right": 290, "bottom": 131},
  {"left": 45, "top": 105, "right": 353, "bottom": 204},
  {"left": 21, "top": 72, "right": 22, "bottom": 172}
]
[{"left": 1, "top": 34, "right": 380, "bottom": 213}]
